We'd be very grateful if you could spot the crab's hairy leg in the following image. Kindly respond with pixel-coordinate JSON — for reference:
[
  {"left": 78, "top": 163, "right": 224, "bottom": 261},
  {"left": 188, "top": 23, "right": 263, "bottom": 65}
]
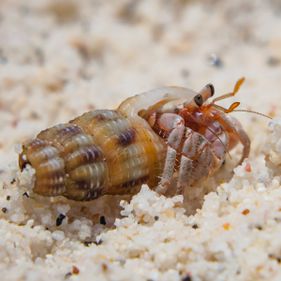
[
  {"left": 156, "top": 116, "right": 185, "bottom": 195},
  {"left": 176, "top": 154, "right": 192, "bottom": 195},
  {"left": 176, "top": 130, "right": 213, "bottom": 195},
  {"left": 156, "top": 146, "right": 178, "bottom": 194}
]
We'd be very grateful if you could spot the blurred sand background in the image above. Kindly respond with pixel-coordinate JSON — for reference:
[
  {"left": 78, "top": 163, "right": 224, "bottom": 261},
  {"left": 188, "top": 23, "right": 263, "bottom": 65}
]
[
  {"left": 1, "top": 0, "right": 281, "bottom": 166},
  {"left": 1, "top": 0, "right": 281, "bottom": 280}
]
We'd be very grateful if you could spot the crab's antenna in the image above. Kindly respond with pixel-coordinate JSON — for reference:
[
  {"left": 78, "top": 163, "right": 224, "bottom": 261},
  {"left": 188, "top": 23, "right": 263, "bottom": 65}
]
[
  {"left": 212, "top": 77, "right": 245, "bottom": 104},
  {"left": 232, "top": 109, "right": 272, "bottom": 120},
  {"left": 212, "top": 102, "right": 272, "bottom": 120}
]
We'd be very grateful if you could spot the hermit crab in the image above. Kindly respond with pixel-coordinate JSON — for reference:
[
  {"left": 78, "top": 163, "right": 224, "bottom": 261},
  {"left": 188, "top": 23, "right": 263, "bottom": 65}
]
[{"left": 19, "top": 78, "right": 251, "bottom": 201}]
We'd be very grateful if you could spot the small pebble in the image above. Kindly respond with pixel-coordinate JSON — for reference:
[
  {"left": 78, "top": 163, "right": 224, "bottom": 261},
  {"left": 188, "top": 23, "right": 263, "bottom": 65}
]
[
  {"left": 245, "top": 163, "right": 252, "bottom": 173},
  {"left": 94, "top": 239, "right": 103, "bottom": 246},
  {"left": 99, "top": 216, "right": 106, "bottom": 225},
  {"left": 223, "top": 223, "right": 231, "bottom": 230},
  {"left": 56, "top": 214, "right": 66, "bottom": 226},
  {"left": 208, "top": 53, "right": 223, "bottom": 68},
  {"left": 23, "top": 192, "right": 30, "bottom": 198},
  {"left": 242, "top": 209, "right": 250, "bottom": 215},
  {"left": 72, "top": 265, "right": 80, "bottom": 275},
  {"left": 255, "top": 225, "right": 263, "bottom": 230},
  {"left": 83, "top": 241, "right": 93, "bottom": 247},
  {"left": 182, "top": 274, "right": 192, "bottom": 281},
  {"left": 267, "top": 56, "right": 280, "bottom": 66},
  {"left": 64, "top": 272, "right": 72, "bottom": 279}
]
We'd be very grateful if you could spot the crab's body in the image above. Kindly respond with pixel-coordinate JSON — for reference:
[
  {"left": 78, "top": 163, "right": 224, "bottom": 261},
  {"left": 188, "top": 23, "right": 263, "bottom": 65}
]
[{"left": 19, "top": 80, "right": 250, "bottom": 200}]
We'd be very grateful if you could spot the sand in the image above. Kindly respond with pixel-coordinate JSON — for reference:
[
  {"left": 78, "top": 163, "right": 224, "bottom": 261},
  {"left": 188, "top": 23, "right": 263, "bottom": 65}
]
[{"left": 1, "top": 0, "right": 281, "bottom": 280}]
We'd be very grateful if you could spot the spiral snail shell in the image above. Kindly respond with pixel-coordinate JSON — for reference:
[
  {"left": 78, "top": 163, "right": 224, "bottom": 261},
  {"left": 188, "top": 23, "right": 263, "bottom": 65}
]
[{"left": 19, "top": 109, "right": 166, "bottom": 201}]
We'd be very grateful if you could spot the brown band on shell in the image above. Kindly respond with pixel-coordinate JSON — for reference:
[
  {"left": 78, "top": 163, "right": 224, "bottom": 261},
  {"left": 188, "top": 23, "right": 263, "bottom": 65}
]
[
  {"left": 62, "top": 180, "right": 103, "bottom": 201},
  {"left": 19, "top": 138, "right": 67, "bottom": 196},
  {"left": 37, "top": 124, "right": 83, "bottom": 143},
  {"left": 120, "top": 174, "right": 149, "bottom": 189},
  {"left": 71, "top": 110, "right": 120, "bottom": 128},
  {"left": 19, "top": 138, "right": 48, "bottom": 170},
  {"left": 78, "top": 187, "right": 103, "bottom": 201},
  {"left": 117, "top": 128, "right": 136, "bottom": 146},
  {"left": 65, "top": 145, "right": 103, "bottom": 171}
]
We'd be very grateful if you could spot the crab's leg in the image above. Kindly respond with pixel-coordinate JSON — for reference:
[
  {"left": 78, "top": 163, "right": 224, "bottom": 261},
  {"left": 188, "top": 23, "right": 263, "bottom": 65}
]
[
  {"left": 156, "top": 118, "right": 185, "bottom": 195},
  {"left": 176, "top": 130, "right": 215, "bottom": 195},
  {"left": 176, "top": 154, "right": 193, "bottom": 195},
  {"left": 214, "top": 113, "right": 250, "bottom": 165},
  {"left": 228, "top": 116, "right": 250, "bottom": 165}
]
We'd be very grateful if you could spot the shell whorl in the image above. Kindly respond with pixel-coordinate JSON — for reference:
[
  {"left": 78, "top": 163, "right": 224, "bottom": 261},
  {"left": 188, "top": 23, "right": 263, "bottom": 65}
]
[
  {"left": 19, "top": 123, "right": 107, "bottom": 200},
  {"left": 19, "top": 109, "right": 166, "bottom": 201}
]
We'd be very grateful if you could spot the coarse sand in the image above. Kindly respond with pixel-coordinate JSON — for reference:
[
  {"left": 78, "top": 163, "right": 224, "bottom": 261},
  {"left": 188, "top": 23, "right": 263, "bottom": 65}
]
[{"left": 1, "top": 0, "right": 281, "bottom": 280}]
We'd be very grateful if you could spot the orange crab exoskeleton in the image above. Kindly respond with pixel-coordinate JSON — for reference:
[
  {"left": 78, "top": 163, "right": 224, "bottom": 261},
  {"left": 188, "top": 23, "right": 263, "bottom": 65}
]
[{"left": 19, "top": 78, "right": 250, "bottom": 201}]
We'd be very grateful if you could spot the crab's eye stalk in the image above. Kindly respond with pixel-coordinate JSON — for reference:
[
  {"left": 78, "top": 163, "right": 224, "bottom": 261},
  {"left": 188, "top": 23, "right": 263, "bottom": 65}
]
[
  {"left": 194, "top": 94, "right": 203, "bottom": 106},
  {"left": 207, "top": 84, "right": 215, "bottom": 97}
]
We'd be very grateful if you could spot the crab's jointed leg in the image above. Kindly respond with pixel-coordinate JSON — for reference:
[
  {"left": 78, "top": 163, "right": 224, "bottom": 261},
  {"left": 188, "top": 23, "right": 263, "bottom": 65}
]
[
  {"left": 214, "top": 113, "right": 250, "bottom": 165},
  {"left": 156, "top": 114, "right": 185, "bottom": 195},
  {"left": 176, "top": 130, "right": 215, "bottom": 195}
]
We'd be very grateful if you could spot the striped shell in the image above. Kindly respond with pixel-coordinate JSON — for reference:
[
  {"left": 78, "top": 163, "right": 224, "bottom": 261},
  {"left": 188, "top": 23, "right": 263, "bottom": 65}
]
[{"left": 19, "top": 109, "right": 166, "bottom": 201}]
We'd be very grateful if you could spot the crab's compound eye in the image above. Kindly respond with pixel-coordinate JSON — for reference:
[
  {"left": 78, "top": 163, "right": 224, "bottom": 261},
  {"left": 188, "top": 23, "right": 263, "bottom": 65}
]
[{"left": 194, "top": 94, "right": 203, "bottom": 106}]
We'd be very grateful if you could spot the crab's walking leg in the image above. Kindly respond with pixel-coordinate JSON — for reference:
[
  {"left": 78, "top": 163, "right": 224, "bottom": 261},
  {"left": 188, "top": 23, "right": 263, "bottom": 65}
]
[
  {"left": 215, "top": 114, "right": 250, "bottom": 165},
  {"left": 176, "top": 130, "right": 214, "bottom": 195},
  {"left": 176, "top": 154, "right": 192, "bottom": 195},
  {"left": 229, "top": 116, "right": 250, "bottom": 165},
  {"left": 156, "top": 119, "right": 185, "bottom": 195}
]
